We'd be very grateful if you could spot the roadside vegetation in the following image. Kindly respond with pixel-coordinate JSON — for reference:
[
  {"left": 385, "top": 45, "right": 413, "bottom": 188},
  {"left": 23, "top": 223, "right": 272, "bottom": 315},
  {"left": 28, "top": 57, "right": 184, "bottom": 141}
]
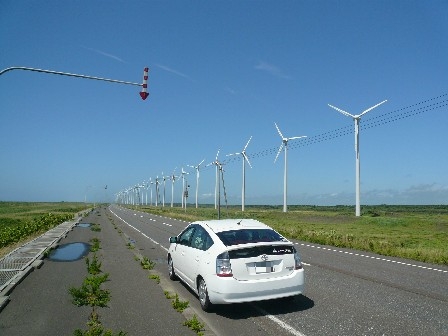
[
  {"left": 133, "top": 204, "right": 448, "bottom": 265},
  {"left": 69, "top": 235, "right": 126, "bottom": 336},
  {"left": 0, "top": 202, "right": 88, "bottom": 255}
]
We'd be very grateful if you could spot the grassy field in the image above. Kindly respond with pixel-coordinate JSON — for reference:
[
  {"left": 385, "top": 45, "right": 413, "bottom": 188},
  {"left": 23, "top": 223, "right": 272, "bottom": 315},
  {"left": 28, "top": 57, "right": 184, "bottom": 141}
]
[
  {"left": 132, "top": 204, "right": 448, "bottom": 266},
  {"left": 0, "top": 202, "right": 89, "bottom": 256},
  {"left": 1, "top": 202, "right": 446, "bottom": 266}
]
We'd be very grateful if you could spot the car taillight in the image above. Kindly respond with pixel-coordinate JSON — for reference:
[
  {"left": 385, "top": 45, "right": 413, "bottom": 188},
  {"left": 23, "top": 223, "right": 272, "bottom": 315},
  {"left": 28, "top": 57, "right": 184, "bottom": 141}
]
[
  {"left": 294, "top": 247, "right": 303, "bottom": 270},
  {"left": 216, "top": 251, "right": 233, "bottom": 277}
]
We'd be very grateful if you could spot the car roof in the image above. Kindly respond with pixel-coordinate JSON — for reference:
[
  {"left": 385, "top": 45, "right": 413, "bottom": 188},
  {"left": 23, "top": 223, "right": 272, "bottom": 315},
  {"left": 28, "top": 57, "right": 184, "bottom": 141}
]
[{"left": 193, "top": 219, "right": 271, "bottom": 233}]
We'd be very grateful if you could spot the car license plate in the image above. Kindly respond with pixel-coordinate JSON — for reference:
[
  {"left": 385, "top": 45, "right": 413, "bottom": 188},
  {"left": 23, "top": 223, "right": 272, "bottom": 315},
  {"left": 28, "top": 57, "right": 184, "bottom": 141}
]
[{"left": 255, "top": 261, "right": 273, "bottom": 273}]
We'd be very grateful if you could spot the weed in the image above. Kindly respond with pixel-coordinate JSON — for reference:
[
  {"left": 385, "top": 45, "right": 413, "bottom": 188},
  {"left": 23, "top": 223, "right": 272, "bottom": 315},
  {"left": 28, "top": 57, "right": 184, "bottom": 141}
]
[
  {"left": 74, "top": 314, "right": 127, "bottom": 336},
  {"left": 91, "top": 223, "right": 101, "bottom": 232},
  {"left": 140, "top": 256, "right": 155, "bottom": 270},
  {"left": 43, "top": 247, "right": 53, "bottom": 258},
  {"left": 164, "top": 291, "right": 175, "bottom": 299},
  {"left": 86, "top": 254, "right": 102, "bottom": 275},
  {"left": 69, "top": 273, "right": 110, "bottom": 309},
  {"left": 70, "top": 244, "right": 126, "bottom": 336},
  {"left": 149, "top": 274, "right": 160, "bottom": 284},
  {"left": 183, "top": 314, "right": 205, "bottom": 335},
  {"left": 90, "top": 238, "right": 101, "bottom": 252},
  {"left": 126, "top": 242, "right": 134, "bottom": 249},
  {"left": 171, "top": 294, "right": 189, "bottom": 312}
]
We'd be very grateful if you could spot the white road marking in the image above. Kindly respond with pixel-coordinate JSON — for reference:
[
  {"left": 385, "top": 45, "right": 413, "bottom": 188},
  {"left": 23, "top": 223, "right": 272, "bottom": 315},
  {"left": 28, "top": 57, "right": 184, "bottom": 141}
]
[
  {"left": 296, "top": 243, "right": 447, "bottom": 274},
  {"left": 252, "top": 305, "right": 307, "bottom": 336}
]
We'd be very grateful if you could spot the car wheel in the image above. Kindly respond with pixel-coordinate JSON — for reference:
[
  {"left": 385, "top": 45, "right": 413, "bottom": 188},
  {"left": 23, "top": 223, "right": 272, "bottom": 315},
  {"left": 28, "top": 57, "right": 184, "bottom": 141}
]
[
  {"left": 168, "top": 256, "right": 177, "bottom": 280},
  {"left": 198, "top": 277, "right": 212, "bottom": 312}
]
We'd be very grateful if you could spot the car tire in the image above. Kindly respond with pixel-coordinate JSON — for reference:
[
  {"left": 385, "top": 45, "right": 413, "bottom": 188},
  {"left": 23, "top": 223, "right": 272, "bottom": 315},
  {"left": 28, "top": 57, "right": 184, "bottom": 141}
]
[
  {"left": 198, "top": 277, "right": 212, "bottom": 312},
  {"left": 168, "top": 256, "right": 177, "bottom": 280}
]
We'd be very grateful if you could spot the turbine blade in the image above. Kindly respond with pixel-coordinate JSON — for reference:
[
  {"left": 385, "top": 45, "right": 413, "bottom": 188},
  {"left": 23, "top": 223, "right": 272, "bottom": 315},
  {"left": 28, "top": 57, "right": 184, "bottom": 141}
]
[
  {"left": 288, "top": 135, "right": 307, "bottom": 140},
  {"left": 243, "top": 136, "right": 252, "bottom": 151},
  {"left": 243, "top": 152, "right": 252, "bottom": 168},
  {"left": 328, "top": 104, "right": 355, "bottom": 118},
  {"left": 358, "top": 99, "right": 388, "bottom": 117},
  {"left": 199, "top": 159, "right": 205, "bottom": 166},
  {"left": 274, "top": 122, "right": 284, "bottom": 139},
  {"left": 274, "top": 144, "right": 283, "bottom": 163},
  {"left": 226, "top": 152, "right": 240, "bottom": 157}
]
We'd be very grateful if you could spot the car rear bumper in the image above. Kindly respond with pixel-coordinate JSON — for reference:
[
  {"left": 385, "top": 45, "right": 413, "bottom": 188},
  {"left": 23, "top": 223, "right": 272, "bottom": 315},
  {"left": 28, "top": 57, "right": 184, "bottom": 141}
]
[{"left": 207, "top": 269, "right": 304, "bottom": 304}]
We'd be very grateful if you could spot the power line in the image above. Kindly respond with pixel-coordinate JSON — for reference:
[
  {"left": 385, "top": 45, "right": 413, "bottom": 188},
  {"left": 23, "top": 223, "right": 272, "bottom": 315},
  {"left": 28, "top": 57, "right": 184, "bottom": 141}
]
[
  {"left": 225, "top": 93, "right": 448, "bottom": 165},
  {"left": 126, "top": 93, "right": 448, "bottom": 188}
]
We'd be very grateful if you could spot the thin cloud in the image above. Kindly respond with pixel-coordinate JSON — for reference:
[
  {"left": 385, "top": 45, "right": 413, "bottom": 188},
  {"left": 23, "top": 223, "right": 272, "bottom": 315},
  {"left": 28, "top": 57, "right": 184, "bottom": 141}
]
[
  {"left": 254, "top": 61, "right": 291, "bottom": 79},
  {"left": 225, "top": 87, "right": 236, "bottom": 95},
  {"left": 155, "top": 64, "right": 190, "bottom": 79},
  {"left": 81, "top": 46, "right": 125, "bottom": 63}
]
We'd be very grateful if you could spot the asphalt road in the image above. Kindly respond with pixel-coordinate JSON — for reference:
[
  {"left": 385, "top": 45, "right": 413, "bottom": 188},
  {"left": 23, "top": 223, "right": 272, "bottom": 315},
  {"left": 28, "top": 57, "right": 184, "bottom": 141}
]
[
  {"left": 0, "top": 206, "right": 198, "bottom": 336},
  {"left": 109, "top": 204, "right": 448, "bottom": 336},
  {"left": 1, "top": 205, "right": 447, "bottom": 336}
]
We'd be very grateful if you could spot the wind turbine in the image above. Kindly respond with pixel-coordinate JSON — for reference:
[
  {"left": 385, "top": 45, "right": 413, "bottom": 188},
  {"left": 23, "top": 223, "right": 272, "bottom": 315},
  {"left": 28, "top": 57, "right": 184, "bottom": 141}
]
[
  {"left": 149, "top": 178, "right": 154, "bottom": 206},
  {"left": 328, "top": 99, "right": 387, "bottom": 217},
  {"left": 274, "top": 123, "right": 307, "bottom": 213},
  {"left": 155, "top": 176, "right": 160, "bottom": 206},
  {"left": 143, "top": 181, "right": 148, "bottom": 205},
  {"left": 180, "top": 167, "right": 189, "bottom": 208},
  {"left": 169, "top": 168, "right": 178, "bottom": 208},
  {"left": 227, "top": 136, "right": 252, "bottom": 211},
  {"left": 207, "top": 150, "right": 221, "bottom": 209},
  {"left": 188, "top": 159, "right": 205, "bottom": 208},
  {"left": 161, "top": 172, "right": 167, "bottom": 207}
]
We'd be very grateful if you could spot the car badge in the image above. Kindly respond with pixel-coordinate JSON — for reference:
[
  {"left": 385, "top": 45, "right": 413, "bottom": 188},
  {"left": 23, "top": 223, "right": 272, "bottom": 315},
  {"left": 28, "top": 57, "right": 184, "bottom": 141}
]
[{"left": 261, "top": 254, "right": 268, "bottom": 261}]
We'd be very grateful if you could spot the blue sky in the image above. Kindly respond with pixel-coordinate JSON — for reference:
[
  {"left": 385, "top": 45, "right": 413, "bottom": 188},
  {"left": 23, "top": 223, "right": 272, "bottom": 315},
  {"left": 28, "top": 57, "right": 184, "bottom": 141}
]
[{"left": 1, "top": 1, "right": 447, "bottom": 207}]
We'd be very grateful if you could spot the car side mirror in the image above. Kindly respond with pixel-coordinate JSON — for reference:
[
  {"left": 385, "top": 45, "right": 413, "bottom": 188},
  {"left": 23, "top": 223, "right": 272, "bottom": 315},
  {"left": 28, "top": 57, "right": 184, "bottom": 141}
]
[{"left": 169, "top": 236, "right": 178, "bottom": 244}]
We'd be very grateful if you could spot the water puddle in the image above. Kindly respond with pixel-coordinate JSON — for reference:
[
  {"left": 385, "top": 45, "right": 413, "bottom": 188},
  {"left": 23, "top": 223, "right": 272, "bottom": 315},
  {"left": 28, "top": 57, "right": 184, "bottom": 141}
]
[
  {"left": 48, "top": 242, "right": 91, "bottom": 262},
  {"left": 77, "top": 223, "right": 91, "bottom": 228}
]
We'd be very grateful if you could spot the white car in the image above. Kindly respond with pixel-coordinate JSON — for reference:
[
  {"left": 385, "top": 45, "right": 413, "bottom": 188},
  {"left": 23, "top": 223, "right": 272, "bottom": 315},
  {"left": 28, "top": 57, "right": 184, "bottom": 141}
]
[{"left": 167, "top": 218, "right": 305, "bottom": 311}]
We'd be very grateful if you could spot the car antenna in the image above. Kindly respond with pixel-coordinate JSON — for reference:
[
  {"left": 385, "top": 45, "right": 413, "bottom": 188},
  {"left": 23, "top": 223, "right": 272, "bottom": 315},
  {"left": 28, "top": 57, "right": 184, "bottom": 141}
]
[{"left": 237, "top": 219, "right": 243, "bottom": 225}]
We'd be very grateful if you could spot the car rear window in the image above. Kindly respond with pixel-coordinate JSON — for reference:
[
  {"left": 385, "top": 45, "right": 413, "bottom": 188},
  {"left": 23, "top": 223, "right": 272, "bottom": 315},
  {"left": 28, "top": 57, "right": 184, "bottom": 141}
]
[{"left": 216, "top": 229, "right": 286, "bottom": 246}]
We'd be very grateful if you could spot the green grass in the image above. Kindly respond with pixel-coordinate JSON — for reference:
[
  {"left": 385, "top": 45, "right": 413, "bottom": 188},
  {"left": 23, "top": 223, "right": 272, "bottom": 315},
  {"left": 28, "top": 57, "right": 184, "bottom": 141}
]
[
  {"left": 0, "top": 201, "right": 88, "bottom": 219},
  {"left": 0, "top": 202, "right": 88, "bottom": 252},
  {"left": 133, "top": 204, "right": 448, "bottom": 265}
]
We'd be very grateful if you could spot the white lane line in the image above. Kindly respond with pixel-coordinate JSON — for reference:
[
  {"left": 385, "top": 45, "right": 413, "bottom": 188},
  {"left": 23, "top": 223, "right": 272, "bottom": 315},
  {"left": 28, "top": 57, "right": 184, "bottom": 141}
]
[
  {"left": 296, "top": 242, "right": 447, "bottom": 274},
  {"left": 252, "top": 305, "right": 307, "bottom": 336},
  {"left": 110, "top": 209, "right": 159, "bottom": 245}
]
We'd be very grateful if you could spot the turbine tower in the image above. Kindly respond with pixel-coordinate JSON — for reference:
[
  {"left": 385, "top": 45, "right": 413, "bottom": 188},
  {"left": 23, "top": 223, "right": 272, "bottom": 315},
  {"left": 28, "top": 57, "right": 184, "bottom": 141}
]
[
  {"left": 227, "top": 136, "right": 252, "bottom": 211},
  {"left": 207, "top": 150, "right": 220, "bottom": 209},
  {"left": 328, "top": 99, "right": 387, "bottom": 217},
  {"left": 188, "top": 159, "right": 205, "bottom": 208},
  {"left": 180, "top": 167, "right": 189, "bottom": 209},
  {"left": 155, "top": 176, "right": 160, "bottom": 206},
  {"left": 274, "top": 123, "right": 307, "bottom": 213},
  {"left": 161, "top": 172, "right": 167, "bottom": 207},
  {"left": 170, "top": 168, "right": 178, "bottom": 208},
  {"left": 149, "top": 178, "right": 153, "bottom": 206}
]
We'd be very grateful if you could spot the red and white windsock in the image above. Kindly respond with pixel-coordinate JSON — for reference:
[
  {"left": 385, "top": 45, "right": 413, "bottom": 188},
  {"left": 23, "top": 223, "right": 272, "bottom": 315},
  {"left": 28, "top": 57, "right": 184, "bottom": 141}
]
[{"left": 139, "top": 67, "right": 149, "bottom": 100}]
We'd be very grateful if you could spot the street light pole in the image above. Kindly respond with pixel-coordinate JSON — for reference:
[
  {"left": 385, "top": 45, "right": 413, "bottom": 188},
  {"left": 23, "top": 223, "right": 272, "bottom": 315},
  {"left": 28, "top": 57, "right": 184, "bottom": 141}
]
[{"left": 0, "top": 66, "right": 150, "bottom": 100}]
